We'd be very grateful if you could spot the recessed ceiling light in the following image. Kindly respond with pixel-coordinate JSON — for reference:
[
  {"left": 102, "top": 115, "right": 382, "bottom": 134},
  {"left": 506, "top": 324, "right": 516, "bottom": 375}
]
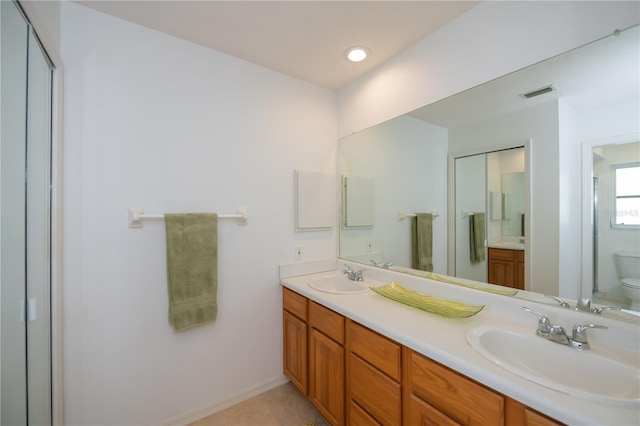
[{"left": 345, "top": 47, "right": 369, "bottom": 62}]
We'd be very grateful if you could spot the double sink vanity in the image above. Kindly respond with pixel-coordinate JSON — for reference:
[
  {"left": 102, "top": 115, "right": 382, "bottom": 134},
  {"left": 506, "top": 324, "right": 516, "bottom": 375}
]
[{"left": 280, "top": 260, "right": 640, "bottom": 425}]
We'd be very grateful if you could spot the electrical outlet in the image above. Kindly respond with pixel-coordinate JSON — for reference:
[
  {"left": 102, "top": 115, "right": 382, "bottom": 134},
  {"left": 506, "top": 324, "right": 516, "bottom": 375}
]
[
  {"left": 295, "top": 246, "right": 303, "bottom": 260},
  {"left": 366, "top": 240, "right": 372, "bottom": 252}
]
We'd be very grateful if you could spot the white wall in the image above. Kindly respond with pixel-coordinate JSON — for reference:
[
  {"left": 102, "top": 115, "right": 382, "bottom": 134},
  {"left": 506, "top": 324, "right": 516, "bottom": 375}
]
[
  {"left": 557, "top": 101, "right": 582, "bottom": 300},
  {"left": 339, "top": 115, "right": 447, "bottom": 271},
  {"left": 449, "top": 101, "right": 559, "bottom": 296},
  {"left": 60, "top": 3, "right": 336, "bottom": 425},
  {"left": 337, "top": 1, "right": 640, "bottom": 137},
  {"left": 578, "top": 99, "right": 640, "bottom": 142}
]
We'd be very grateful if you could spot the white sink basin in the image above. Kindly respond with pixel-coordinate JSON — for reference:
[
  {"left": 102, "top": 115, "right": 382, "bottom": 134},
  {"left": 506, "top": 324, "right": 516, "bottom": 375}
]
[
  {"left": 467, "top": 325, "right": 640, "bottom": 406},
  {"left": 308, "top": 276, "right": 370, "bottom": 294}
]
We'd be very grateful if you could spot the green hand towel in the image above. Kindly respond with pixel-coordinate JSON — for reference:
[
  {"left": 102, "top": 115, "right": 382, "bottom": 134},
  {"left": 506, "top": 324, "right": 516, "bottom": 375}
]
[
  {"left": 469, "top": 212, "right": 485, "bottom": 263},
  {"left": 411, "top": 213, "right": 433, "bottom": 272},
  {"left": 165, "top": 213, "right": 218, "bottom": 331}
]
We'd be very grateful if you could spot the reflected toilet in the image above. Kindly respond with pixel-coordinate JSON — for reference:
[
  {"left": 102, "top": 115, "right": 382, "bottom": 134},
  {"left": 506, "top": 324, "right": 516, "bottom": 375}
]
[{"left": 614, "top": 250, "right": 640, "bottom": 310}]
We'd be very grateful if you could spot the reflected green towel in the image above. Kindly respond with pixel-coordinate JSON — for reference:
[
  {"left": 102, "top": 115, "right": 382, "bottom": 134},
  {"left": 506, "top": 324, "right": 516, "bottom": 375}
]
[
  {"left": 411, "top": 213, "right": 433, "bottom": 272},
  {"left": 165, "top": 213, "right": 218, "bottom": 331},
  {"left": 469, "top": 212, "right": 485, "bottom": 263}
]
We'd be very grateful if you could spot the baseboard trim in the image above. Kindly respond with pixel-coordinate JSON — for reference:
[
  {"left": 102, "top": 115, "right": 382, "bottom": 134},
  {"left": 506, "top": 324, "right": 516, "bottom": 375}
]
[{"left": 162, "top": 375, "right": 290, "bottom": 426}]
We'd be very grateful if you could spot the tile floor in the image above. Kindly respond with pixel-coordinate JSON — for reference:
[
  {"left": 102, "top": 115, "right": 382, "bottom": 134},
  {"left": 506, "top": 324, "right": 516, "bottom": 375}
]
[{"left": 188, "top": 382, "right": 329, "bottom": 426}]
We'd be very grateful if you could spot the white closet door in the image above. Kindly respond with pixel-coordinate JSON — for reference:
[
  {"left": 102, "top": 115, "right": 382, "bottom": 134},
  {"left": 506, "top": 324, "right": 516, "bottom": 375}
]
[
  {"left": 1, "top": 1, "right": 29, "bottom": 424},
  {"left": 26, "top": 25, "right": 53, "bottom": 426},
  {"left": 1, "top": 1, "right": 54, "bottom": 424}
]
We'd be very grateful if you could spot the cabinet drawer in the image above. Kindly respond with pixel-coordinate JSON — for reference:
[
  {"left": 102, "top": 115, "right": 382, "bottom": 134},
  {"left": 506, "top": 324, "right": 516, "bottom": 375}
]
[
  {"left": 309, "top": 301, "right": 344, "bottom": 344},
  {"left": 349, "top": 353, "right": 401, "bottom": 426},
  {"left": 408, "top": 351, "right": 504, "bottom": 426},
  {"left": 488, "top": 247, "right": 516, "bottom": 261},
  {"left": 348, "top": 320, "right": 401, "bottom": 381},
  {"left": 283, "top": 287, "right": 307, "bottom": 321}
]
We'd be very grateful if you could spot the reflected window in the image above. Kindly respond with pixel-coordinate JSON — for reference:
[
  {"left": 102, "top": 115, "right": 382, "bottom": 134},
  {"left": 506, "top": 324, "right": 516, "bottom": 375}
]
[{"left": 612, "top": 162, "right": 640, "bottom": 227}]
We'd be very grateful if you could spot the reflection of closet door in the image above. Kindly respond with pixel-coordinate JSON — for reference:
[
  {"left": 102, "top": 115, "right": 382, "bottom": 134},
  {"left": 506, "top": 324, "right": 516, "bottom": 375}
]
[
  {"left": 454, "top": 154, "right": 487, "bottom": 282},
  {"left": 1, "top": 1, "right": 53, "bottom": 424}
]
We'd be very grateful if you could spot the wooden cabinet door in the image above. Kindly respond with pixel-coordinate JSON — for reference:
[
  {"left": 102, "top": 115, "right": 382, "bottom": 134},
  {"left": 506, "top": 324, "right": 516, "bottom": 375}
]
[
  {"left": 408, "top": 394, "right": 461, "bottom": 426},
  {"left": 488, "top": 258, "right": 515, "bottom": 287},
  {"left": 309, "top": 328, "right": 345, "bottom": 426},
  {"left": 516, "top": 251, "right": 525, "bottom": 290},
  {"left": 488, "top": 248, "right": 516, "bottom": 288},
  {"left": 283, "top": 310, "right": 307, "bottom": 395}
]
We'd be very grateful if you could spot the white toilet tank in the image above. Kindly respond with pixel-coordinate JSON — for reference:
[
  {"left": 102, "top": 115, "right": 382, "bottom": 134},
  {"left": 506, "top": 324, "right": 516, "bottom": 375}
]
[{"left": 614, "top": 250, "right": 640, "bottom": 279}]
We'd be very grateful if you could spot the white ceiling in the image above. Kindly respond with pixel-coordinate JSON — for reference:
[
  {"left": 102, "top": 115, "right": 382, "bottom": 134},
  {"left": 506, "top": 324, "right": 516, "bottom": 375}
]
[{"left": 75, "top": 0, "right": 479, "bottom": 89}]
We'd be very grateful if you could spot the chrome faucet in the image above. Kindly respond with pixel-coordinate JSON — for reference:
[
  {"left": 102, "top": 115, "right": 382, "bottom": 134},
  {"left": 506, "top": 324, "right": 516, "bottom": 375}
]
[
  {"left": 342, "top": 265, "right": 365, "bottom": 281},
  {"left": 546, "top": 296, "right": 621, "bottom": 315},
  {"left": 576, "top": 298, "right": 622, "bottom": 315},
  {"left": 576, "top": 298, "right": 592, "bottom": 312},
  {"left": 370, "top": 260, "right": 393, "bottom": 269},
  {"left": 547, "top": 324, "right": 572, "bottom": 345},
  {"left": 522, "top": 307, "right": 607, "bottom": 350}
]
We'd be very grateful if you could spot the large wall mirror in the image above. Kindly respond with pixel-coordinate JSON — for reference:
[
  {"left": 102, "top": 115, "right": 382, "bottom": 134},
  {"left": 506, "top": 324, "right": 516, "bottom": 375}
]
[{"left": 339, "top": 25, "right": 639, "bottom": 322}]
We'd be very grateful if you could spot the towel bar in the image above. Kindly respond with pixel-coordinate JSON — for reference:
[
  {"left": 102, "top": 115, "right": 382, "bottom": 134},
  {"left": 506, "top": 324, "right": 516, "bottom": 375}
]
[
  {"left": 128, "top": 206, "right": 248, "bottom": 228},
  {"left": 397, "top": 210, "right": 439, "bottom": 221}
]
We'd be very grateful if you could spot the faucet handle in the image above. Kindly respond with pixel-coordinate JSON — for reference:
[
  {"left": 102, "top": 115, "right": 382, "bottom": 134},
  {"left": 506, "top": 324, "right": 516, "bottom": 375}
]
[
  {"left": 571, "top": 323, "right": 607, "bottom": 349},
  {"left": 522, "top": 306, "right": 552, "bottom": 336},
  {"left": 544, "top": 294, "right": 570, "bottom": 308}
]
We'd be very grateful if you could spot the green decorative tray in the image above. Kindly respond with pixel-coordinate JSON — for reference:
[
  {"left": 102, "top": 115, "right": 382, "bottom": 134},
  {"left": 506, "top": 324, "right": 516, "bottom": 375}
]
[{"left": 370, "top": 282, "right": 484, "bottom": 318}]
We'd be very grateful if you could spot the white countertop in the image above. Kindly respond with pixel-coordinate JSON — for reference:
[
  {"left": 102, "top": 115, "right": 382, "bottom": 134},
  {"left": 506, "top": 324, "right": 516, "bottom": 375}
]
[
  {"left": 488, "top": 242, "right": 525, "bottom": 250},
  {"left": 280, "top": 261, "right": 640, "bottom": 426}
]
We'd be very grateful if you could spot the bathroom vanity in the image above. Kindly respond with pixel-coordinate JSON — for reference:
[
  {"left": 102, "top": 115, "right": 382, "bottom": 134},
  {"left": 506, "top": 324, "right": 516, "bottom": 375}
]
[
  {"left": 487, "top": 247, "right": 525, "bottom": 290},
  {"left": 280, "top": 262, "right": 640, "bottom": 426}
]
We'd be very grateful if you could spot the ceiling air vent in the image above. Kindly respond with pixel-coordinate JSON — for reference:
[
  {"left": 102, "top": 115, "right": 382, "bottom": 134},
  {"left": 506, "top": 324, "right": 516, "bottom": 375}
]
[{"left": 519, "top": 85, "right": 556, "bottom": 99}]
